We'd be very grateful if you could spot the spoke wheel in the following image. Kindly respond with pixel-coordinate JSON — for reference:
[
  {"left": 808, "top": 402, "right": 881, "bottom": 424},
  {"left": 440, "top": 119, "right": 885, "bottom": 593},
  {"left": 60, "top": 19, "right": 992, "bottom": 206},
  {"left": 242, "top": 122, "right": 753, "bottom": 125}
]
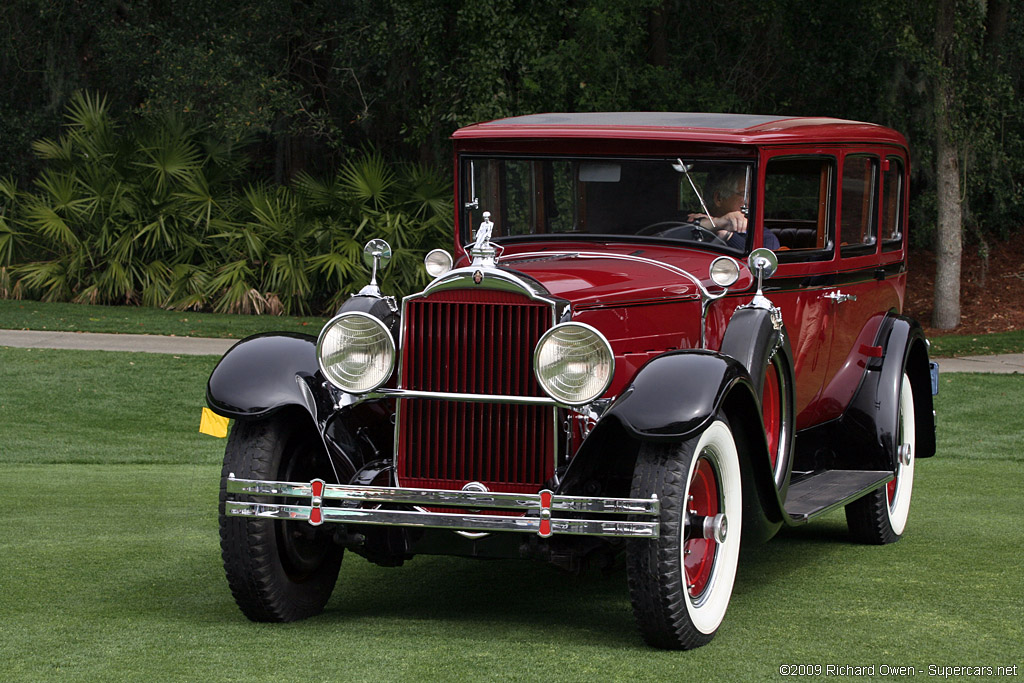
[
  {"left": 219, "top": 413, "right": 343, "bottom": 621},
  {"left": 626, "top": 417, "right": 743, "bottom": 649},
  {"left": 845, "top": 373, "right": 916, "bottom": 544}
]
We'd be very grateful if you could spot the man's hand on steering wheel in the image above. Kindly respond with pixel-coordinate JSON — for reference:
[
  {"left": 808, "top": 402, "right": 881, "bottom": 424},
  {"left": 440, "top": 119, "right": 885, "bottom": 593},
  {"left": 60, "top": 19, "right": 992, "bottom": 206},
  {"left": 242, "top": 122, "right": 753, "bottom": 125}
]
[
  {"left": 636, "top": 219, "right": 731, "bottom": 246},
  {"left": 687, "top": 211, "right": 747, "bottom": 243}
]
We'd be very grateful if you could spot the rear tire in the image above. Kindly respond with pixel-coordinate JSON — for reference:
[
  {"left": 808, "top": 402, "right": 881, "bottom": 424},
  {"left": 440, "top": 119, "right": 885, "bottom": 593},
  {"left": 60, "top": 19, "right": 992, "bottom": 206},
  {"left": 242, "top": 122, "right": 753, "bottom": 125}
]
[
  {"left": 845, "top": 373, "right": 916, "bottom": 544},
  {"left": 219, "top": 413, "right": 343, "bottom": 621},
  {"left": 626, "top": 417, "right": 743, "bottom": 649}
]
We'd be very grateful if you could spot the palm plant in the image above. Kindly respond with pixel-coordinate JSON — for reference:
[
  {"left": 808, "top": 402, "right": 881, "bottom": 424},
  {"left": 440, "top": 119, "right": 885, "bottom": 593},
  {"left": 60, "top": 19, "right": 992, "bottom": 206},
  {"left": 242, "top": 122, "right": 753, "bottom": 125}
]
[{"left": 6, "top": 92, "right": 453, "bottom": 315}]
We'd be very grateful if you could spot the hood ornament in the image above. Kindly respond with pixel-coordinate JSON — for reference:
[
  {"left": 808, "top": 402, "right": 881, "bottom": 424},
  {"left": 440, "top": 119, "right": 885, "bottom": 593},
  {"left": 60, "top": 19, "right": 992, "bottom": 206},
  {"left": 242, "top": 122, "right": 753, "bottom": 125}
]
[{"left": 470, "top": 211, "right": 499, "bottom": 267}]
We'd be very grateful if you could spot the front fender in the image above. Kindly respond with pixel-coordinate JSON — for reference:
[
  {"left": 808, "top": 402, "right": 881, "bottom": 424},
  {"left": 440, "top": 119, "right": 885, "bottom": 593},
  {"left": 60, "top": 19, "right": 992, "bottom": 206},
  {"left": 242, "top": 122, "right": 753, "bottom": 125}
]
[
  {"left": 560, "top": 350, "right": 785, "bottom": 544},
  {"left": 206, "top": 332, "right": 395, "bottom": 483},
  {"left": 603, "top": 350, "right": 752, "bottom": 441},
  {"left": 206, "top": 333, "right": 329, "bottom": 420}
]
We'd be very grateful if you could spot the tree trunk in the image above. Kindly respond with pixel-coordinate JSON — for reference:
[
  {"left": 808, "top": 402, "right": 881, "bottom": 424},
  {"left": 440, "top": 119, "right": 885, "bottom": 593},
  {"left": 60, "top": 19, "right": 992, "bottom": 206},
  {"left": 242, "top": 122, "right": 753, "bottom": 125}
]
[
  {"left": 647, "top": 1, "right": 670, "bottom": 69},
  {"left": 984, "top": 0, "right": 1008, "bottom": 62},
  {"left": 931, "top": 0, "right": 961, "bottom": 330}
]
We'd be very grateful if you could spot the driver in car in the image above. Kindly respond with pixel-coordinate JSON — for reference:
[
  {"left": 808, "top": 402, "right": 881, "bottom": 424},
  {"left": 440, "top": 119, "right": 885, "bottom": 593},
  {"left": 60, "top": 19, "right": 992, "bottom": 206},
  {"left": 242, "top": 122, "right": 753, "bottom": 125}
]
[{"left": 688, "top": 167, "right": 781, "bottom": 250}]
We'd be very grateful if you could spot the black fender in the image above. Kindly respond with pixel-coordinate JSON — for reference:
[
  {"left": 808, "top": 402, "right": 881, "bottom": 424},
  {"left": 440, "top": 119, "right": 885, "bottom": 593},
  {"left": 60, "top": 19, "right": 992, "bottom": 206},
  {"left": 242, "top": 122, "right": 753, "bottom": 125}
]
[
  {"left": 836, "top": 314, "right": 936, "bottom": 470},
  {"left": 558, "top": 350, "right": 787, "bottom": 545},
  {"left": 719, "top": 305, "right": 797, "bottom": 490},
  {"left": 601, "top": 350, "right": 751, "bottom": 441},
  {"left": 206, "top": 332, "right": 394, "bottom": 483},
  {"left": 207, "top": 333, "right": 325, "bottom": 419}
]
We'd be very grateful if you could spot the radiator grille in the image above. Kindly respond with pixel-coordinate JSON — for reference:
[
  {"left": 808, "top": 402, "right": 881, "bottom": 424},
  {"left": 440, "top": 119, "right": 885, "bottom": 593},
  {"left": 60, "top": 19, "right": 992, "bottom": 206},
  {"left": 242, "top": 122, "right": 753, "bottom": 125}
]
[{"left": 396, "top": 289, "right": 555, "bottom": 493}]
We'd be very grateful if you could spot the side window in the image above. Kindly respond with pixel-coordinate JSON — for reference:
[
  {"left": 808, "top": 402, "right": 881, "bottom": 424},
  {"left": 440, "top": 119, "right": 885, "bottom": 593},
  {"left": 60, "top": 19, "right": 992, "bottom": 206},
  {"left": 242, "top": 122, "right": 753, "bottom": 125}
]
[
  {"left": 840, "top": 154, "right": 878, "bottom": 257},
  {"left": 763, "top": 156, "right": 835, "bottom": 261},
  {"left": 881, "top": 156, "right": 905, "bottom": 252}
]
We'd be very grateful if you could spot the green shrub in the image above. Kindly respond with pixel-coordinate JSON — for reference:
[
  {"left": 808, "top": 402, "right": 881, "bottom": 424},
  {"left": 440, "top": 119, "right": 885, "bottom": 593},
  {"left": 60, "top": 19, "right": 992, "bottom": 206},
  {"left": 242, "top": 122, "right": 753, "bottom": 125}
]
[{"left": 1, "top": 92, "right": 452, "bottom": 315}]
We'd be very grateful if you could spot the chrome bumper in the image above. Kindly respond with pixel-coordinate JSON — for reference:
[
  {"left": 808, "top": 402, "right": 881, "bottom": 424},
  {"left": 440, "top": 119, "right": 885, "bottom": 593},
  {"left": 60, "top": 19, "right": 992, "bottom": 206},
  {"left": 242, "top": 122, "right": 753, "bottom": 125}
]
[{"left": 225, "top": 475, "right": 660, "bottom": 539}]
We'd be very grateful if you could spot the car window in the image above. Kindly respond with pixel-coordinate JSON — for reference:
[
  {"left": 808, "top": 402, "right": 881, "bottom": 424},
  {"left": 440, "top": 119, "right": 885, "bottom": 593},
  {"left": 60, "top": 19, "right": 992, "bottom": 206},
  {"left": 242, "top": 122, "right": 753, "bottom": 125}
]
[
  {"left": 881, "top": 156, "right": 904, "bottom": 253},
  {"left": 840, "top": 154, "right": 879, "bottom": 257},
  {"left": 462, "top": 156, "right": 752, "bottom": 254},
  {"left": 763, "top": 156, "right": 835, "bottom": 262}
]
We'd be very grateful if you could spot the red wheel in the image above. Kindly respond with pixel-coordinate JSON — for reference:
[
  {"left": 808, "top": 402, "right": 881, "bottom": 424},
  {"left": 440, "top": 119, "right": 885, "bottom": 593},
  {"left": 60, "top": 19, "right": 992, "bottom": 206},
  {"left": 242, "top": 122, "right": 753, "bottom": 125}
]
[
  {"left": 684, "top": 456, "right": 719, "bottom": 597},
  {"left": 760, "top": 354, "right": 791, "bottom": 487},
  {"left": 846, "top": 373, "right": 916, "bottom": 543},
  {"left": 627, "top": 416, "right": 742, "bottom": 649}
]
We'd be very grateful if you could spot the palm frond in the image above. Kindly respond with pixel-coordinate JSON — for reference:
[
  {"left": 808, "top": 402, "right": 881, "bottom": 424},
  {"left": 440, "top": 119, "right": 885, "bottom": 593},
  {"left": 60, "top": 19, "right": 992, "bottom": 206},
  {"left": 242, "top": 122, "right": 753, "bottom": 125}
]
[{"left": 339, "top": 150, "right": 395, "bottom": 210}]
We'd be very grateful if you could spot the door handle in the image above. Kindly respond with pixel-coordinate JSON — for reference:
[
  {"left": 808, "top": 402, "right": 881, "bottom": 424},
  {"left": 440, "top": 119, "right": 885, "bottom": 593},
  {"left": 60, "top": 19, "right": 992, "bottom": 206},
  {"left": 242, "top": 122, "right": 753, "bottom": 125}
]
[{"left": 824, "top": 290, "right": 857, "bottom": 303}]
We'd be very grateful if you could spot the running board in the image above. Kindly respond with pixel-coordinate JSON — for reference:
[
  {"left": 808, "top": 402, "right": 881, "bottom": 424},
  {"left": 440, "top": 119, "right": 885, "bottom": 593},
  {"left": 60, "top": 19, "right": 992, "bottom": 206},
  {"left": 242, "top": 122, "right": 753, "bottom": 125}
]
[{"left": 784, "top": 470, "right": 893, "bottom": 522}]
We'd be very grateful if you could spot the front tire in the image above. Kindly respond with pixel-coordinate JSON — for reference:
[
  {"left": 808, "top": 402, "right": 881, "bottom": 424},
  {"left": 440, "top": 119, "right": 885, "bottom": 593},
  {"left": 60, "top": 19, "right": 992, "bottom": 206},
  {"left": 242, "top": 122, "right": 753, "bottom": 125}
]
[
  {"left": 845, "top": 373, "right": 917, "bottom": 544},
  {"left": 219, "top": 412, "right": 343, "bottom": 621},
  {"left": 626, "top": 417, "right": 743, "bottom": 649}
]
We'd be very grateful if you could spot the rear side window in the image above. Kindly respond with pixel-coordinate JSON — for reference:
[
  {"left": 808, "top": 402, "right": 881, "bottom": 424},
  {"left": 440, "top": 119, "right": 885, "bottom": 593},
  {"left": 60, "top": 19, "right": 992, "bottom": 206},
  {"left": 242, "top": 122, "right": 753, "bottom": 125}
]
[
  {"left": 840, "top": 154, "right": 878, "bottom": 257},
  {"left": 763, "top": 156, "right": 835, "bottom": 261},
  {"left": 881, "top": 156, "right": 905, "bottom": 252}
]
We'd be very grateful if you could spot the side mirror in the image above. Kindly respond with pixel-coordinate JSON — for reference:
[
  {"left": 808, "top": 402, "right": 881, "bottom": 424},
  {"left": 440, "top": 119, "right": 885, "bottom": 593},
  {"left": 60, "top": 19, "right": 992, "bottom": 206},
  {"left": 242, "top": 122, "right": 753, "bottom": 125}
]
[
  {"left": 747, "top": 248, "right": 778, "bottom": 282},
  {"left": 746, "top": 248, "right": 778, "bottom": 311},
  {"left": 359, "top": 239, "right": 392, "bottom": 296}
]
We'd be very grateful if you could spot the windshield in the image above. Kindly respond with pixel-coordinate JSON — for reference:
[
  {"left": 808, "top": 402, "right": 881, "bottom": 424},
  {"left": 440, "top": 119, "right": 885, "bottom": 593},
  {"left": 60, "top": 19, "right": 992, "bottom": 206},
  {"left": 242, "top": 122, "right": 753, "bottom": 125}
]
[{"left": 461, "top": 156, "right": 755, "bottom": 253}]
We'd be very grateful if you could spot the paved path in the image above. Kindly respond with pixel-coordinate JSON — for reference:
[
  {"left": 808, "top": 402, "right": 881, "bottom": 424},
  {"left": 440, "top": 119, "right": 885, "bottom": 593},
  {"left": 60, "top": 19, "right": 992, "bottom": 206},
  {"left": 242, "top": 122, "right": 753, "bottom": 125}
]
[
  {"left": 1, "top": 329, "right": 1022, "bottom": 372},
  {"left": 931, "top": 353, "right": 1024, "bottom": 374},
  {"left": 0, "top": 329, "right": 235, "bottom": 356}
]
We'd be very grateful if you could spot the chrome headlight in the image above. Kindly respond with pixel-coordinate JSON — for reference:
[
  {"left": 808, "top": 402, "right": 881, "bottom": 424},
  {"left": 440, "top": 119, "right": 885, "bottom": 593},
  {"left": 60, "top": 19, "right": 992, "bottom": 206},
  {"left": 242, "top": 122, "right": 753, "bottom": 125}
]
[
  {"left": 424, "top": 249, "right": 454, "bottom": 277},
  {"left": 709, "top": 256, "right": 740, "bottom": 287},
  {"left": 317, "top": 312, "right": 395, "bottom": 393},
  {"left": 534, "top": 323, "right": 614, "bottom": 406}
]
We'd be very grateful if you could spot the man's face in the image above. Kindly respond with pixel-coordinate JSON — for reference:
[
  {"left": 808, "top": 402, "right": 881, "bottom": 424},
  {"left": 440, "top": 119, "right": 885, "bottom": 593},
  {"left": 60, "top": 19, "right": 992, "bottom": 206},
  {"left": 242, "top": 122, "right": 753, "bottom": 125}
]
[{"left": 714, "top": 182, "right": 745, "bottom": 214}]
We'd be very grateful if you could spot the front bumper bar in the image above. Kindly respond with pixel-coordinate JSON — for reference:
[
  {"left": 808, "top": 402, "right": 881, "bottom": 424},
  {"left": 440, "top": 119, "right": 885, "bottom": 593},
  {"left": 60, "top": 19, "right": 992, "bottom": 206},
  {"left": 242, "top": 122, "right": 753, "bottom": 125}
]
[{"left": 225, "top": 475, "right": 660, "bottom": 539}]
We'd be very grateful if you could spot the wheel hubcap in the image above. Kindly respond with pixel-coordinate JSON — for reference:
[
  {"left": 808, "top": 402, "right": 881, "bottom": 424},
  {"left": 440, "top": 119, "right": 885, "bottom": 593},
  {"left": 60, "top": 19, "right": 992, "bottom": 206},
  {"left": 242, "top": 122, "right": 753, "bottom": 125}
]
[{"left": 898, "top": 443, "right": 912, "bottom": 467}]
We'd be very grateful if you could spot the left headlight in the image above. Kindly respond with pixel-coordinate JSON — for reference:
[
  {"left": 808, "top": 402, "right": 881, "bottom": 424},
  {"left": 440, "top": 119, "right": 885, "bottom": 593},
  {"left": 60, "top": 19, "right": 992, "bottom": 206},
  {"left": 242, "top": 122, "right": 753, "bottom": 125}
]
[
  {"left": 317, "top": 312, "right": 395, "bottom": 394},
  {"left": 534, "top": 323, "right": 614, "bottom": 406}
]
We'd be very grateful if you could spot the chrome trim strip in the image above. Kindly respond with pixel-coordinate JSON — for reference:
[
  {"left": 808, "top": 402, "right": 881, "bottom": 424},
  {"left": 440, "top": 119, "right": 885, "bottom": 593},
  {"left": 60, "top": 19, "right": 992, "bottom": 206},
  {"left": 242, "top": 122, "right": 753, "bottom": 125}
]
[
  {"left": 227, "top": 477, "right": 659, "bottom": 515},
  {"left": 225, "top": 502, "right": 659, "bottom": 539},
  {"left": 377, "top": 387, "right": 557, "bottom": 406},
  {"left": 420, "top": 265, "right": 558, "bottom": 303}
]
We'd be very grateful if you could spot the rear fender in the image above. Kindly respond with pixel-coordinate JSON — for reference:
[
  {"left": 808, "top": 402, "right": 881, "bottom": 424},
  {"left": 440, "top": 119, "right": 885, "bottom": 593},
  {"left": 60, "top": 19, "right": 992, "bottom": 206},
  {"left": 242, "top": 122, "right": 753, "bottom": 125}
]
[{"left": 838, "top": 315, "right": 936, "bottom": 469}]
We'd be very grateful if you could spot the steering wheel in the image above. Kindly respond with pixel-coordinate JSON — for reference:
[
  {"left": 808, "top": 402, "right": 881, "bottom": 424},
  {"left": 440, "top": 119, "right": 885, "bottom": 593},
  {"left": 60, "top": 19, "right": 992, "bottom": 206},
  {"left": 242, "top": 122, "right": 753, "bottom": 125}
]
[{"left": 636, "top": 220, "right": 731, "bottom": 247}]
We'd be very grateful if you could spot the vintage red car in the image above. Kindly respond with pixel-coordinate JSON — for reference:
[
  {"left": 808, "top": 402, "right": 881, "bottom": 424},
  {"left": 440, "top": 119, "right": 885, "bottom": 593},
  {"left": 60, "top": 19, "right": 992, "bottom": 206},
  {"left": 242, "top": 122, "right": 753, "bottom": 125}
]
[{"left": 209, "top": 113, "right": 937, "bottom": 649}]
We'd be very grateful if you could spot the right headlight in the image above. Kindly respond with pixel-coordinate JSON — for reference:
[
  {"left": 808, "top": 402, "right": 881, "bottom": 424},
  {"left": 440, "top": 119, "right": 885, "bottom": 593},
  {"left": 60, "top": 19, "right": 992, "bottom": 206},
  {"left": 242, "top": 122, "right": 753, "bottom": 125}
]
[
  {"left": 317, "top": 312, "right": 395, "bottom": 394},
  {"left": 533, "top": 322, "right": 614, "bottom": 406}
]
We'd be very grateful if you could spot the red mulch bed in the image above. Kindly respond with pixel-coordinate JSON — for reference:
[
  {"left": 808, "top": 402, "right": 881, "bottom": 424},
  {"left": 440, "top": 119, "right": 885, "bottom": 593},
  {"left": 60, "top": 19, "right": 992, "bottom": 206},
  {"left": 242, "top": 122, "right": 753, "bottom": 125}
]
[{"left": 905, "top": 238, "right": 1024, "bottom": 336}]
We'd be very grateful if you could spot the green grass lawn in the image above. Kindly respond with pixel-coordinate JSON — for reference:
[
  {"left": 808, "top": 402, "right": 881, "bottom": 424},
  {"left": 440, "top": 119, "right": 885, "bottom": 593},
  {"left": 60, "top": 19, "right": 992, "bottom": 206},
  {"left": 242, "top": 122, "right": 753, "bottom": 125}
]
[
  {"left": 3, "top": 298, "right": 1024, "bottom": 357},
  {"left": 927, "top": 328, "right": 1024, "bottom": 358},
  {"left": 1, "top": 348, "right": 1021, "bottom": 681}
]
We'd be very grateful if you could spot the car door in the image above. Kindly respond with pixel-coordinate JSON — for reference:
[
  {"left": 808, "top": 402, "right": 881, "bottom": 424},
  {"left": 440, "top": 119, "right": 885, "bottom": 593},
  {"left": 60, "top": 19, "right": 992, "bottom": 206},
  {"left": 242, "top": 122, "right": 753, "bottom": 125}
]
[
  {"left": 759, "top": 152, "right": 839, "bottom": 430},
  {"left": 820, "top": 149, "right": 907, "bottom": 419}
]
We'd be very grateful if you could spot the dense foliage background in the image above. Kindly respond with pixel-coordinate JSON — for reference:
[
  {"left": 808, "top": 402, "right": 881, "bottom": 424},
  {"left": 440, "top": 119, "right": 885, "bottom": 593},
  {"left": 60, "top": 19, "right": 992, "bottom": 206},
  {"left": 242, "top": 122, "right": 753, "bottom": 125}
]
[{"left": 1, "top": 0, "right": 1020, "bottom": 318}]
